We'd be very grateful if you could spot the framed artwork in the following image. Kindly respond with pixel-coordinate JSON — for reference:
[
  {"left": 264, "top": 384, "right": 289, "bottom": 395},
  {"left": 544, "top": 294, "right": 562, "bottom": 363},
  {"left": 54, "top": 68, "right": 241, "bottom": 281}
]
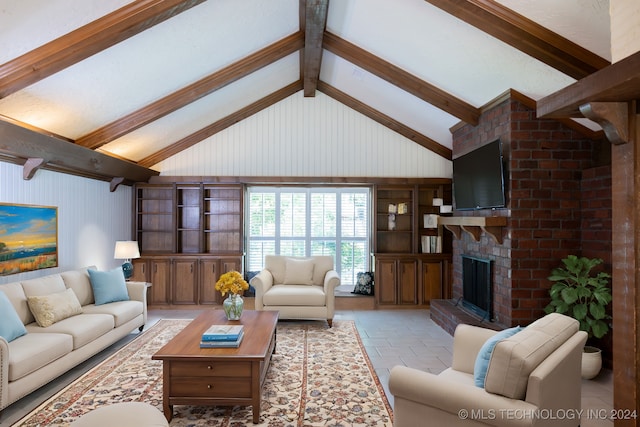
[{"left": 0, "top": 203, "right": 58, "bottom": 275}]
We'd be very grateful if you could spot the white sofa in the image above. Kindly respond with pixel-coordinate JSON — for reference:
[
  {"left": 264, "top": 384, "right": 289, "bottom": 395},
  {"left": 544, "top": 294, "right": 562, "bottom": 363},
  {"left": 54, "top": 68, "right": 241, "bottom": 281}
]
[
  {"left": 0, "top": 266, "right": 147, "bottom": 412},
  {"left": 250, "top": 255, "right": 340, "bottom": 326}
]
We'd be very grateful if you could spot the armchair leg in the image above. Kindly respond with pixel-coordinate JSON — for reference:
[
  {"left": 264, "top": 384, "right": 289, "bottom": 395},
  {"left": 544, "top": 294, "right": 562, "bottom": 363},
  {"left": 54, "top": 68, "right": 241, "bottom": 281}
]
[{"left": 327, "top": 319, "right": 333, "bottom": 328}]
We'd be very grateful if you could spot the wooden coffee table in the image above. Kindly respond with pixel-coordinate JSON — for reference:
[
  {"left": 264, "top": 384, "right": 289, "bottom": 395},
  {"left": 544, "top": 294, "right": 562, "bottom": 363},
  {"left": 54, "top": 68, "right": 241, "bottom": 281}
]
[{"left": 152, "top": 310, "right": 279, "bottom": 423}]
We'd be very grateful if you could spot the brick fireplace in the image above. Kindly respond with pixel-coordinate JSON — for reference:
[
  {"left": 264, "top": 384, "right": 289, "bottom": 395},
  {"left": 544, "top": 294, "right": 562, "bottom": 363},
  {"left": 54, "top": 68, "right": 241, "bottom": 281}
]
[{"left": 430, "top": 91, "right": 612, "bottom": 352}]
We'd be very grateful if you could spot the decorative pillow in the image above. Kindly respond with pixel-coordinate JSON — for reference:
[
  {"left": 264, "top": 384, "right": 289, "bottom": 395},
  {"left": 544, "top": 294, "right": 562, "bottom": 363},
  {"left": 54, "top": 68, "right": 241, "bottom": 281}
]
[
  {"left": 473, "top": 326, "right": 522, "bottom": 387},
  {"left": 352, "top": 272, "right": 374, "bottom": 295},
  {"left": 88, "top": 267, "right": 130, "bottom": 305},
  {"left": 27, "top": 288, "right": 83, "bottom": 328},
  {"left": 283, "top": 258, "right": 315, "bottom": 285},
  {"left": 0, "top": 291, "right": 27, "bottom": 341}
]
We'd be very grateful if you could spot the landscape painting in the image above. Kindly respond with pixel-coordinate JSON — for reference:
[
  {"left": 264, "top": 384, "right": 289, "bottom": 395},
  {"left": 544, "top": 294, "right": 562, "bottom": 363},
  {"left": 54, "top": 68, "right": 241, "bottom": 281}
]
[{"left": 0, "top": 203, "right": 58, "bottom": 275}]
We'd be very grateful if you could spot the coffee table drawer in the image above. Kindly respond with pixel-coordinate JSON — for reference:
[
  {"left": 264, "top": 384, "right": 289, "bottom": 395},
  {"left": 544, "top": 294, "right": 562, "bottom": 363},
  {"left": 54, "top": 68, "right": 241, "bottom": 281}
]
[
  {"left": 170, "top": 361, "right": 251, "bottom": 377},
  {"left": 171, "top": 377, "right": 252, "bottom": 397}
]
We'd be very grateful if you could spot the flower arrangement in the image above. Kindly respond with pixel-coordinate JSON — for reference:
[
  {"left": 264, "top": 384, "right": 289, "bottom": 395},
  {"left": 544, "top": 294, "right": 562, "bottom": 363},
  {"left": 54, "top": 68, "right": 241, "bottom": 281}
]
[{"left": 215, "top": 270, "right": 249, "bottom": 296}]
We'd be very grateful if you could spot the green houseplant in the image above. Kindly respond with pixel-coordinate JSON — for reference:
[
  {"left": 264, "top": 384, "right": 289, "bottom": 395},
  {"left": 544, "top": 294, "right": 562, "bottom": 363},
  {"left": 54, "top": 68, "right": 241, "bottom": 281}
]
[{"left": 544, "top": 255, "right": 612, "bottom": 379}]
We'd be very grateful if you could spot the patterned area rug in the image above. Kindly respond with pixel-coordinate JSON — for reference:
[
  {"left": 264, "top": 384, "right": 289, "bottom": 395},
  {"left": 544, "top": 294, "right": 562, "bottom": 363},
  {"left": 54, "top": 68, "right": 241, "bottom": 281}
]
[{"left": 15, "top": 319, "right": 393, "bottom": 426}]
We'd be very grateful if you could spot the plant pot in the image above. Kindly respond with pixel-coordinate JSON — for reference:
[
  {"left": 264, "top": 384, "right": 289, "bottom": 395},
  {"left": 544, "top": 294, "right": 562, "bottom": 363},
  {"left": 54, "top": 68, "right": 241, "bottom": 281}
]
[{"left": 582, "top": 346, "right": 602, "bottom": 380}]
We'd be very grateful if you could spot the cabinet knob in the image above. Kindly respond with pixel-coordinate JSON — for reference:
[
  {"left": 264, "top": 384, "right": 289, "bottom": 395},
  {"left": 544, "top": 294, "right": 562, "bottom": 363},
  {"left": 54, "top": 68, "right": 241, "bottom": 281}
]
[
  {"left": 207, "top": 365, "right": 212, "bottom": 370},
  {"left": 207, "top": 384, "right": 212, "bottom": 389}
]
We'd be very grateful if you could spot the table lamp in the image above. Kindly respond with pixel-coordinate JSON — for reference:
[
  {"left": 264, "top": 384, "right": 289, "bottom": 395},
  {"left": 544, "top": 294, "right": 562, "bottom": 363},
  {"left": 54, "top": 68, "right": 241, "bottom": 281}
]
[{"left": 114, "top": 241, "right": 140, "bottom": 279}]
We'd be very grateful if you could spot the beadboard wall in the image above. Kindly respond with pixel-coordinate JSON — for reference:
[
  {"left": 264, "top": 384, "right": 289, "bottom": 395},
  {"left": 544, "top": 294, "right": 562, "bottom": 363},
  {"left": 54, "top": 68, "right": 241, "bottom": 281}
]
[
  {"left": 0, "top": 162, "right": 132, "bottom": 284},
  {"left": 155, "top": 91, "right": 452, "bottom": 178}
]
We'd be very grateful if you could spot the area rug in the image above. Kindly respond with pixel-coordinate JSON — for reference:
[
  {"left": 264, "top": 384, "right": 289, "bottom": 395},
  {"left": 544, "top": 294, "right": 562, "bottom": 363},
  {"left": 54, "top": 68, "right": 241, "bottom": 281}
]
[{"left": 15, "top": 319, "right": 393, "bottom": 426}]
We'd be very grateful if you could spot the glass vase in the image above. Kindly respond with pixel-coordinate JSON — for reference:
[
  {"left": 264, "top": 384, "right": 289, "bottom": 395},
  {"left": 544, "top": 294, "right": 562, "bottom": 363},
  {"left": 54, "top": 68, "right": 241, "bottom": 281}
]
[{"left": 223, "top": 294, "right": 244, "bottom": 320}]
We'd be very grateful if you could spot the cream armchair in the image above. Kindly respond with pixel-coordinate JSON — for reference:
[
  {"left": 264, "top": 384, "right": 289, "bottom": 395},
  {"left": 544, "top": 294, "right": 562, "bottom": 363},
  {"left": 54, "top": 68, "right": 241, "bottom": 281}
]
[
  {"left": 389, "top": 313, "right": 588, "bottom": 427},
  {"left": 250, "top": 255, "right": 340, "bottom": 326}
]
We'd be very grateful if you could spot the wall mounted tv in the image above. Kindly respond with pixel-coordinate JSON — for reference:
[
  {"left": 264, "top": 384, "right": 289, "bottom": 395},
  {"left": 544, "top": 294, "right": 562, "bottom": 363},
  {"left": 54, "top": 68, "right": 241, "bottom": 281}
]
[{"left": 453, "top": 139, "right": 506, "bottom": 210}]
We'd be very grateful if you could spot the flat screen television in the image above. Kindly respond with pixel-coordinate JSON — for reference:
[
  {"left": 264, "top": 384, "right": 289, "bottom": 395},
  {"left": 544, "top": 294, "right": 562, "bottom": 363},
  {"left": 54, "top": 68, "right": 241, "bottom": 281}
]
[{"left": 453, "top": 139, "right": 506, "bottom": 210}]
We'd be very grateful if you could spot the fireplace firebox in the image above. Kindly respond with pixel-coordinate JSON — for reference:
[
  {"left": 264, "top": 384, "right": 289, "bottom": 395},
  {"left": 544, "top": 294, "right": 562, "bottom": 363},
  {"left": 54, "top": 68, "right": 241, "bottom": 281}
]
[{"left": 461, "top": 255, "right": 492, "bottom": 321}]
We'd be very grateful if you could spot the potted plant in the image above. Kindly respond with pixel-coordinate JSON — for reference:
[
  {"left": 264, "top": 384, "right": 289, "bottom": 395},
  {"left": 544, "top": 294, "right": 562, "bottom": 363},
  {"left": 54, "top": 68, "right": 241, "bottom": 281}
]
[{"left": 544, "top": 255, "right": 612, "bottom": 379}]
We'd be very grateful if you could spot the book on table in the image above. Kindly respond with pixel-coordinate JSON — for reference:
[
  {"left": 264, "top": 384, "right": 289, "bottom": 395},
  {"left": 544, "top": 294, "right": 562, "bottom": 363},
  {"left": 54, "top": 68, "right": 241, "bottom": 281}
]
[
  {"left": 201, "top": 324, "right": 244, "bottom": 341},
  {"left": 200, "top": 330, "right": 244, "bottom": 348}
]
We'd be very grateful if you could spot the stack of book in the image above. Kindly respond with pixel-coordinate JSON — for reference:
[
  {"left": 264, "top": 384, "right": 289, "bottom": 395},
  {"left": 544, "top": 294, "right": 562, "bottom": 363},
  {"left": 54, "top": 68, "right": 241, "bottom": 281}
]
[{"left": 200, "top": 324, "right": 244, "bottom": 348}]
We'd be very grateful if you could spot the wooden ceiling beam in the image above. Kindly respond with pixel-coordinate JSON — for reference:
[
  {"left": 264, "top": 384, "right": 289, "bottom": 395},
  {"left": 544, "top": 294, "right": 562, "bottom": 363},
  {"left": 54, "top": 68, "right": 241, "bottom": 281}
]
[
  {"left": 302, "top": 0, "right": 329, "bottom": 97},
  {"left": 0, "top": 117, "right": 158, "bottom": 183},
  {"left": 76, "top": 31, "right": 305, "bottom": 150},
  {"left": 0, "top": 0, "right": 208, "bottom": 99},
  {"left": 318, "top": 81, "right": 452, "bottom": 160},
  {"left": 138, "top": 80, "right": 304, "bottom": 167},
  {"left": 323, "top": 32, "right": 480, "bottom": 126},
  {"left": 424, "top": 0, "right": 609, "bottom": 79}
]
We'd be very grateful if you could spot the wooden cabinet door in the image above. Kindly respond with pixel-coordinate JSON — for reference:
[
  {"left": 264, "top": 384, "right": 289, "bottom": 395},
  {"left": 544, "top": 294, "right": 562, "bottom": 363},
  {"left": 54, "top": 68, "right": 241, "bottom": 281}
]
[
  {"left": 398, "top": 259, "right": 418, "bottom": 304},
  {"left": 130, "top": 259, "right": 149, "bottom": 282},
  {"left": 376, "top": 258, "right": 397, "bottom": 305},
  {"left": 173, "top": 259, "right": 198, "bottom": 304},
  {"left": 149, "top": 259, "right": 171, "bottom": 305},
  {"left": 199, "top": 259, "right": 220, "bottom": 304},
  {"left": 421, "top": 260, "right": 443, "bottom": 305}
]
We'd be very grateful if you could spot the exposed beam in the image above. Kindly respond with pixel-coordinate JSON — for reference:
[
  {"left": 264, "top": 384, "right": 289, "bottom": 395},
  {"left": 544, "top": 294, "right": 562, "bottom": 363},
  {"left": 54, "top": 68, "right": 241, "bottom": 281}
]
[
  {"left": 323, "top": 32, "right": 480, "bottom": 126},
  {"left": 76, "top": 31, "right": 305, "bottom": 150},
  {"left": 302, "top": 0, "right": 329, "bottom": 97},
  {"left": 424, "top": 0, "right": 609, "bottom": 80},
  {"left": 537, "top": 50, "right": 640, "bottom": 119},
  {"left": 0, "top": 0, "right": 208, "bottom": 99},
  {"left": 318, "top": 81, "right": 452, "bottom": 160},
  {"left": 0, "top": 117, "right": 158, "bottom": 183},
  {"left": 138, "top": 80, "right": 304, "bottom": 167}
]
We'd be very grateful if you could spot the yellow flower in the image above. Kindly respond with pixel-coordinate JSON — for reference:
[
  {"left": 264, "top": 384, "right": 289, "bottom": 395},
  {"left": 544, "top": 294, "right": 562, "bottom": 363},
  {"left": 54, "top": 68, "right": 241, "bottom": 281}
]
[{"left": 215, "top": 270, "right": 249, "bottom": 296}]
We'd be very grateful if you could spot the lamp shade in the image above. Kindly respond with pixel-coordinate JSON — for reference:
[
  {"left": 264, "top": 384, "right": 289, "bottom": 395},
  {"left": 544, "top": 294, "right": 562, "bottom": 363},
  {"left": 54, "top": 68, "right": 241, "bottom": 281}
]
[{"left": 114, "top": 241, "right": 140, "bottom": 260}]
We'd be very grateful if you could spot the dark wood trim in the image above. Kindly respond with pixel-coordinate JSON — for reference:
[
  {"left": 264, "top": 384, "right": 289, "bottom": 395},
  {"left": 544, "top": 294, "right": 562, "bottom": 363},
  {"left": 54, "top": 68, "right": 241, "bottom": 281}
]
[
  {"left": 138, "top": 81, "right": 304, "bottom": 167},
  {"left": 424, "top": 0, "right": 609, "bottom": 79},
  {"left": 323, "top": 32, "right": 480, "bottom": 126},
  {"left": 0, "top": 117, "right": 158, "bottom": 183},
  {"left": 76, "top": 31, "right": 305, "bottom": 150},
  {"left": 0, "top": 0, "right": 208, "bottom": 99},
  {"left": 302, "top": 0, "right": 329, "bottom": 97},
  {"left": 318, "top": 81, "right": 452, "bottom": 160},
  {"left": 147, "top": 175, "right": 452, "bottom": 185},
  {"left": 537, "top": 51, "right": 640, "bottom": 119}
]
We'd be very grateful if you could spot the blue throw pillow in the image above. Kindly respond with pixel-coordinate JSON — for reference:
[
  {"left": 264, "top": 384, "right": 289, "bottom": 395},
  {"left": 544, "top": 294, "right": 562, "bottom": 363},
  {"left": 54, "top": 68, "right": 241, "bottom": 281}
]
[
  {"left": 0, "top": 291, "right": 27, "bottom": 342},
  {"left": 474, "top": 326, "right": 523, "bottom": 388},
  {"left": 88, "top": 267, "right": 130, "bottom": 305}
]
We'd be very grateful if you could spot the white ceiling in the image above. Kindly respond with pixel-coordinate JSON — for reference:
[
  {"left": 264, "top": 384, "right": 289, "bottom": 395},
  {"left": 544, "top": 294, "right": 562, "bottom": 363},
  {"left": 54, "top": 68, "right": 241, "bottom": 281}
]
[{"left": 0, "top": 0, "right": 610, "bottom": 166}]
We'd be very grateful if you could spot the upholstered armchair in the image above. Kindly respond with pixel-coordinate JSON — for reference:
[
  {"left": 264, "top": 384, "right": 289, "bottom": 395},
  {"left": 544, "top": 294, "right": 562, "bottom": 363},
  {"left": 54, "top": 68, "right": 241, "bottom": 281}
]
[
  {"left": 250, "top": 255, "right": 340, "bottom": 326},
  {"left": 389, "top": 313, "right": 588, "bottom": 427}
]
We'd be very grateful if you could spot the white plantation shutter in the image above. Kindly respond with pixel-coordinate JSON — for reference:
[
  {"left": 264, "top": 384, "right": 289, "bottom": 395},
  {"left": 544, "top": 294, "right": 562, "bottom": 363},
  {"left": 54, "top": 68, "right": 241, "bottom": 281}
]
[{"left": 247, "top": 187, "right": 370, "bottom": 285}]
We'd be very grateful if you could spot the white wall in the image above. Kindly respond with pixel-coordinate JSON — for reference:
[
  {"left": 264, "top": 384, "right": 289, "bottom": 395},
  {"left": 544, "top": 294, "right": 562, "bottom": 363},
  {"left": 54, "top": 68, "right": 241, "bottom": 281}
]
[
  {"left": 155, "top": 92, "right": 452, "bottom": 178},
  {"left": 0, "top": 162, "right": 132, "bottom": 284}
]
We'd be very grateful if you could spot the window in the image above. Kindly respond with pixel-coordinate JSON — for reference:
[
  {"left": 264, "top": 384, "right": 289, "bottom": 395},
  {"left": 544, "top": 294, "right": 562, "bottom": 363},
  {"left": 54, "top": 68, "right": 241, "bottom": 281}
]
[{"left": 247, "top": 187, "right": 370, "bottom": 286}]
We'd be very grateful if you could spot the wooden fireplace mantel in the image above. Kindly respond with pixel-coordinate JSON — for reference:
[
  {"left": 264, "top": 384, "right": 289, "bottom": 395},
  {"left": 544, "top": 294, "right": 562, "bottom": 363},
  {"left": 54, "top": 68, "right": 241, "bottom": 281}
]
[{"left": 438, "top": 216, "right": 507, "bottom": 244}]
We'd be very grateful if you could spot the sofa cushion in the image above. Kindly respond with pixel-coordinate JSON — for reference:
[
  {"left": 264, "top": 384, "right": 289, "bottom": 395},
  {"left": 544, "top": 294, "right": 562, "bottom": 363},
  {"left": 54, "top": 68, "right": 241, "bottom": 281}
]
[
  {"left": 88, "top": 267, "right": 130, "bottom": 305},
  {"left": 352, "top": 271, "right": 374, "bottom": 295},
  {"left": 21, "top": 274, "right": 66, "bottom": 297},
  {"left": 283, "top": 258, "right": 315, "bottom": 285},
  {"left": 262, "top": 285, "right": 326, "bottom": 306},
  {"left": 27, "top": 288, "right": 83, "bottom": 328},
  {"left": 61, "top": 267, "right": 96, "bottom": 306},
  {"left": 0, "top": 282, "right": 33, "bottom": 325},
  {"left": 26, "top": 313, "right": 115, "bottom": 349},
  {"left": 473, "top": 326, "right": 522, "bottom": 387},
  {"left": 7, "top": 332, "right": 73, "bottom": 381},
  {"left": 82, "top": 300, "right": 144, "bottom": 327},
  {"left": 484, "top": 313, "right": 579, "bottom": 399},
  {"left": 0, "top": 291, "right": 27, "bottom": 342}
]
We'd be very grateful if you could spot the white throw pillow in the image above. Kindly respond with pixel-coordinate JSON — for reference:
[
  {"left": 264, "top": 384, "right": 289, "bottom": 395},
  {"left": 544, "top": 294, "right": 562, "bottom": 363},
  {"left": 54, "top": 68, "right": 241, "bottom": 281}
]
[
  {"left": 27, "top": 288, "right": 83, "bottom": 328},
  {"left": 283, "top": 258, "right": 315, "bottom": 285}
]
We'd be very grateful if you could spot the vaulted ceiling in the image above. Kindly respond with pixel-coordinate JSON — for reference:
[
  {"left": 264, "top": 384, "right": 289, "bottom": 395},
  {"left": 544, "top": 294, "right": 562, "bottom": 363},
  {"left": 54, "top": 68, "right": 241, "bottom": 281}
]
[{"left": 0, "top": 0, "right": 611, "bottom": 185}]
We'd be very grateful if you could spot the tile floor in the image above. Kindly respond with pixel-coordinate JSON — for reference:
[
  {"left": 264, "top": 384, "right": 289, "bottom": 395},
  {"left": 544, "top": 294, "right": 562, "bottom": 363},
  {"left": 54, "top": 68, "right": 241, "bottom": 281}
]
[{"left": 0, "top": 308, "right": 613, "bottom": 427}]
